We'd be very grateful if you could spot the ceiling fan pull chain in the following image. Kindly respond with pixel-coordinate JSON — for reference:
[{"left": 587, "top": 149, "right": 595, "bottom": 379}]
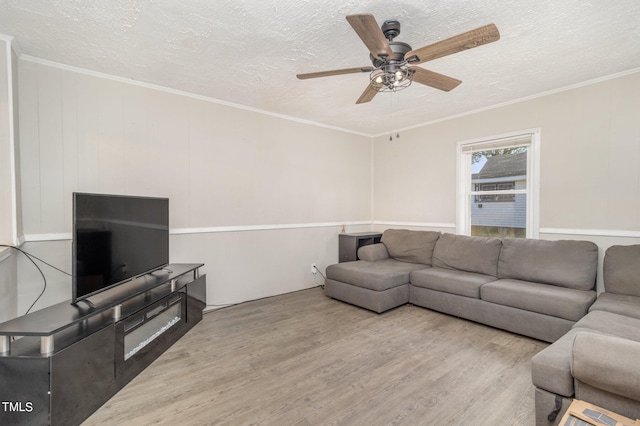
[
  {"left": 388, "top": 91, "right": 400, "bottom": 141},
  {"left": 389, "top": 91, "right": 394, "bottom": 141},
  {"left": 395, "top": 92, "right": 400, "bottom": 139}
]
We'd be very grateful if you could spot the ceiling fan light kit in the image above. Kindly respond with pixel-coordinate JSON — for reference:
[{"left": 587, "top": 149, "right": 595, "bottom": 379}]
[
  {"left": 296, "top": 13, "right": 500, "bottom": 104},
  {"left": 369, "top": 34, "right": 414, "bottom": 93},
  {"left": 370, "top": 67, "right": 412, "bottom": 92}
]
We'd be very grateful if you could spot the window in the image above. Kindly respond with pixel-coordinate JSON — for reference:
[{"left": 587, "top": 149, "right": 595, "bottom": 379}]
[{"left": 457, "top": 130, "right": 540, "bottom": 239}]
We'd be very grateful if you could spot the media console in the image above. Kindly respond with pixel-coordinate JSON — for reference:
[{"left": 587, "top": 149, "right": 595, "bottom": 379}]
[{"left": 0, "top": 263, "right": 206, "bottom": 426}]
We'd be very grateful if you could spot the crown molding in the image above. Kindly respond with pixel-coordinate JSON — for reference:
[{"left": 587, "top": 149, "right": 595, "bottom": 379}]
[
  {"left": 372, "top": 67, "right": 640, "bottom": 138},
  {"left": 19, "top": 55, "right": 372, "bottom": 139}
]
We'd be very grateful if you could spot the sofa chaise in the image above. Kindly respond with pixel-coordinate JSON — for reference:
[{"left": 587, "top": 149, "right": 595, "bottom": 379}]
[{"left": 325, "top": 229, "right": 438, "bottom": 313}]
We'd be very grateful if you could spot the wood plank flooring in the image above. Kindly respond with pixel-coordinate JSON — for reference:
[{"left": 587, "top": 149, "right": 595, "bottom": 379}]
[{"left": 82, "top": 287, "right": 548, "bottom": 426}]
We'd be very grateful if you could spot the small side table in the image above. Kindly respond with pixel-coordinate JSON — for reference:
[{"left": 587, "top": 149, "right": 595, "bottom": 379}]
[{"left": 339, "top": 232, "right": 383, "bottom": 263}]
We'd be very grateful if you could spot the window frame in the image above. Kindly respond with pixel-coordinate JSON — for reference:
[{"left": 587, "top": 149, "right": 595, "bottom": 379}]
[{"left": 456, "top": 129, "right": 541, "bottom": 238}]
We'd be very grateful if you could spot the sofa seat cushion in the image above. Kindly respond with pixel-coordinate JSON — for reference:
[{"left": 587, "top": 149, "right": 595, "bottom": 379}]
[
  {"left": 432, "top": 233, "right": 502, "bottom": 276},
  {"left": 381, "top": 229, "right": 441, "bottom": 265},
  {"left": 590, "top": 292, "right": 640, "bottom": 320},
  {"left": 498, "top": 238, "right": 598, "bottom": 290},
  {"left": 410, "top": 267, "right": 496, "bottom": 299},
  {"left": 574, "top": 310, "right": 640, "bottom": 342},
  {"left": 481, "top": 279, "right": 596, "bottom": 322},
  {"left": 326, "top": 259, "right": 428, "bottom": 292}
]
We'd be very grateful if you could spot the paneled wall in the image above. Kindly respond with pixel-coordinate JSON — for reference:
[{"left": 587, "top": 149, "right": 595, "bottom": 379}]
[{"left": 16, "top": 58, "right": 372, "bottom": 312}]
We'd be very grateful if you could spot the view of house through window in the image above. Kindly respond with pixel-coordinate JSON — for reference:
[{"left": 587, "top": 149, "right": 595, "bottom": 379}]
[
  {"left": 470, "top": 148, "right": 527, "bottom": 238},
  {"left": 457, "top": 130, "right": 539, "bottom": 239}
]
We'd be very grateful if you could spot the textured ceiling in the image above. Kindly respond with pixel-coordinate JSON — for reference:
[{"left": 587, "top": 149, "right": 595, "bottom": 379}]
[{"left": 1, "top": 0, "right": 639, "bottom": 136}]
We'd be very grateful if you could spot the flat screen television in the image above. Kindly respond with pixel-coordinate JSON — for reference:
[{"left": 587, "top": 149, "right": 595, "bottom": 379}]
[{"left": 72, "top": 192, "right": 170, "bottom": 304}]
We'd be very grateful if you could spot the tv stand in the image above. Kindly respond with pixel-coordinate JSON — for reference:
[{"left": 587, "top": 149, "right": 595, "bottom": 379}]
[
  {"left": 154, "top": 266, "right": 174, "bottom": 274},
  {"left": 0, "top": 263, "right": 206, "bottom": 426}
]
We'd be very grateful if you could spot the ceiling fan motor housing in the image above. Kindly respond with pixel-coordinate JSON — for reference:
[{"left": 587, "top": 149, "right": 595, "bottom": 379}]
[
  {"left": 381, "top": 19, "right": 401, "bottom": 40},
  {"left": 370, "top": 41, "right": 412, "bottom": 67}
]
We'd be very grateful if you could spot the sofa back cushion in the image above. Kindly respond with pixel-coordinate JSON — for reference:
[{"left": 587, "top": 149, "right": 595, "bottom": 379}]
[
  {"left": 381, "top": 229, "right": 440, "bottom": 265},
  {"left": 603, "top": 245, "right": 640, "bottom": 296},
  {"left": 432, "top": 233, "right": 502, "bottom": 276},
  {"left": 498, "top": 238, "right": 597, "bottom": 290}
]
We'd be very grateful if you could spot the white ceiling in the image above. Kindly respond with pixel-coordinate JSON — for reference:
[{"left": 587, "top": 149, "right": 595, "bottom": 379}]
[{"left": 1, "top": 0, "right": 639, "bottom": 136}]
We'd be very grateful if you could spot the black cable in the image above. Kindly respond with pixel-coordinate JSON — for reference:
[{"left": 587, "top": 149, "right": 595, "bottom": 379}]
[
  {"left": 0, "top": 244, "right": 69, "bottom": 315},
  {"left": 315, "top": 268, "right": 326, "bottom": 281},
  {"left": 0, "top": 244, "right": 71, "bottom": 276},
  {"left": 315, "top": 266, "right": 326, "bottom": 289}
]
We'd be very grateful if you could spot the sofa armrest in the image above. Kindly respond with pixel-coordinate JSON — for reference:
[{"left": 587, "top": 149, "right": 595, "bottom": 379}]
[
  {"left": 572, "top": 331, "right": 640, "bottom": 402},
  {"left": 357, "top": 243, "right": 390, "bottom": 262}
]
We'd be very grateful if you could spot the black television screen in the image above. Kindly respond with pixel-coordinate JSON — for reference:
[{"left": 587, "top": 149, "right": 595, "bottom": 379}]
[{"left": 72, "top": 192, "right": 169, "bottom": 303}]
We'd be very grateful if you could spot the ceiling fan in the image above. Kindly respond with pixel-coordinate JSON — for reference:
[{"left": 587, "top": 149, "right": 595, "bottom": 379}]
[{"left": 296, "top": 14, "right": 500, "bottom": 104}]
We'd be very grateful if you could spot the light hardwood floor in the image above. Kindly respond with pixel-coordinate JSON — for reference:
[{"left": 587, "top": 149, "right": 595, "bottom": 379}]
[{"left": 82, "top": 287, "right": 548, "bottom": 425}]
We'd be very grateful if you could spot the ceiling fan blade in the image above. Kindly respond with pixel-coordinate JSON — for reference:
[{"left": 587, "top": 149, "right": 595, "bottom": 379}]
[
  {"left": 405, "top": 23, "right": 500, "bottom": 65},
  {"left": 356, "top": 84, "right": 378, "bottom": 104},
  {"left": 346, "top": 14, "right": 393, "bottom": 60},
  {"left": 410, "top": 67, "right": 462, "bottom": 92},
  {"left": 297, "top": 66, "right": 373, "bottom": 80}
]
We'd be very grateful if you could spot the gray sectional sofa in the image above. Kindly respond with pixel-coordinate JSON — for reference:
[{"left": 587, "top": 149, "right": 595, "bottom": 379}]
[
  {"left": 325, "top": 229, "right": 640, "bottom": 424},
  {"left": 326, "top": 229, "right": 598, "bottom": 342}
]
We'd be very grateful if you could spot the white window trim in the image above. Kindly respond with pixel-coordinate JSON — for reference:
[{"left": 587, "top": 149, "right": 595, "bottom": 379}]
[{"left": 456, "top": 128, "right": 541, "bottom": 238}]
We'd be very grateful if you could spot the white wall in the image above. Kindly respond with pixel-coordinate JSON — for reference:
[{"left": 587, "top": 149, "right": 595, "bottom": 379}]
[
  {"left": 374, "top": 71, "right": 640, "bottom": 229},
  {"left": 16, "top": 58, "right": 373, "bottom": 312},
  {"left": 12, "top": 57, "right": 640, "bottom": 314},
  {"left": 373, "top": 70, "right": 640, "bottom": 291}
]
